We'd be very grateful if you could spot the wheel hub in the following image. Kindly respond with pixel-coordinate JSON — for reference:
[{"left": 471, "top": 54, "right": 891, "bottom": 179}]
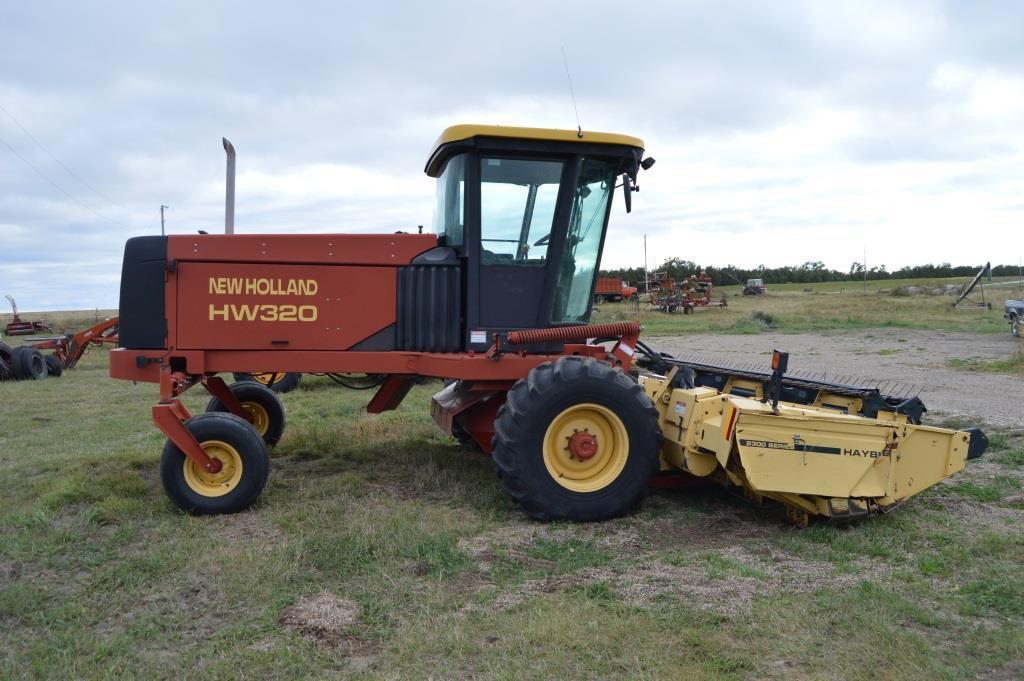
[
  {"left": 567, "top": 430, "right": 598, "bottom": 460},
  {"left": 542, "top": 403, "right": 630, "bottom": 493},
  {"left": 183, "top": 440, "right": 244, "bottom": 497}
]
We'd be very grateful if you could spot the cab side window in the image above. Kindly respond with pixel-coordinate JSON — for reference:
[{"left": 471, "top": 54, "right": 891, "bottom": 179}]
[{"left": 479, "top": 158, "right": 562, "bottom": 266}]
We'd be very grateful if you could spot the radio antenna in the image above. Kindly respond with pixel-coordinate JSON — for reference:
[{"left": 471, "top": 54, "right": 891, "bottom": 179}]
[{"left": 561, "top": 46, "right": 583, "bottom": 137}]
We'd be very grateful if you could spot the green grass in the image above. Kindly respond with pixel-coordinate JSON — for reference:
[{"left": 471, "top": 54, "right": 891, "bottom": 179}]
[
  {"left": 947, "top": 352, "right": 1024, "bottom": 376},
  {"left": 593, "top": 275, "right": 1013, "bottom": 336},
  {"left": 1, "top": 347, "right": 1023, "bottom": 679},
  {"left": 946, "top": 476, "right": 1022, "bottom": 502}
]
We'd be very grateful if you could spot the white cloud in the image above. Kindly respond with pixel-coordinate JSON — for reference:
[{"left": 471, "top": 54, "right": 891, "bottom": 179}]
[{"left": 1, "top": 0, "right": 1023, "bottom": 310}]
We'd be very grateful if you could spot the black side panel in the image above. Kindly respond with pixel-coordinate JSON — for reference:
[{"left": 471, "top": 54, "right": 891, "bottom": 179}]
[
  {"left": 397, "top": 264, "right": 462, "bottom": 352},
  {"left": 351, "top": 323, "right": 396, "bottom": 351},
  {"left": 118, "top": 236, "right": 167, "bottom": 349}
]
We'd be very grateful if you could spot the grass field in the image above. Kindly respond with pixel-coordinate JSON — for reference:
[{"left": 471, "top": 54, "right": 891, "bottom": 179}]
[
  {"left": 1, "top": 279, "right": 1022, "bottom": 678},
  {"left": 589, "top": 276, "right": 1020, "bottom": 336},
  {"left": 1, "top": 341, "right": 1022, "bottom": 679}
]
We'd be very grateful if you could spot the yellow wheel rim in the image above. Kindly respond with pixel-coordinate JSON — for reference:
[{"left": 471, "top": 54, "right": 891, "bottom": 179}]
[
  {"left": 242, "top": 401, "right": 269, "bottom": 436},
  {"left": 252, "top": 372, "right": 283, "bottom": 387},
  {"left": 182, "top": 440, "right": 244, "bottom": 497},
  {"left": 542, "top": 403, "right": 630, "bottom": 493}
]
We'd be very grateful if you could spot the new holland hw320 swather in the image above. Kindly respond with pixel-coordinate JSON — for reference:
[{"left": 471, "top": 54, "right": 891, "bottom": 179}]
[{"left": 110, "top": 125, "right": 986, "bottom": 524}]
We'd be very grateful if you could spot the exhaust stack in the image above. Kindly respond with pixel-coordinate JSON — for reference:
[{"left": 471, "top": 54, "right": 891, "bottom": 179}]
[{"left": 223, "top": 137, "right": 235, "bottom": 234}]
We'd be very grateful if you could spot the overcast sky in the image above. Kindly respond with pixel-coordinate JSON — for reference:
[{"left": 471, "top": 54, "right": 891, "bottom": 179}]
[{"left": 1, "top": 1, "right": 1022, "bottom": 310}]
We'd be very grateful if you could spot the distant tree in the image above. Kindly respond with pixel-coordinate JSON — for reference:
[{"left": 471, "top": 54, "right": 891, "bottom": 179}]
[{"left": 600, "top": 259, "right": 1020, "bottom": 288}]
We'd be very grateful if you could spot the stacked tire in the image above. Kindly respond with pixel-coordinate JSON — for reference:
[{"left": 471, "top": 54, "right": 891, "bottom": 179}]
[
  {"left": 0, "top": 342, "right": 61, "bottom": 381},
  {"left": 0, "top": 342, "right": 12, "bottom": 380}
]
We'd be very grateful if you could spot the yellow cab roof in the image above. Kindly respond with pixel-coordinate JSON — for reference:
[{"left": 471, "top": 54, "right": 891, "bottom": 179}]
[{"left": 429, "top": 124, "right": 645, "bottom": 160}]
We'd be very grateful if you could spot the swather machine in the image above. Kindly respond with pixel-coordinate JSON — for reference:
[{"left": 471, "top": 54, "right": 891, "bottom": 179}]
[{"left": 110, "top": 125, "right": 985, "bottom": 523}]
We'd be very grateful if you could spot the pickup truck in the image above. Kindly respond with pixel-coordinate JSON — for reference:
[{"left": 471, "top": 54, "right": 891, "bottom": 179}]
[{"left": 1005, "top": 299, "right": 1024, "bottom": 337}]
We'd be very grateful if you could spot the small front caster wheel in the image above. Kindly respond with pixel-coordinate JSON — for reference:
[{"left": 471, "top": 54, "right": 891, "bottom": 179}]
[
  {"left": 206, "top": 381, "right": 285, "bottom": 446},
  {"left": 160, "top": 412, "right": 269, "bottom": 515}
]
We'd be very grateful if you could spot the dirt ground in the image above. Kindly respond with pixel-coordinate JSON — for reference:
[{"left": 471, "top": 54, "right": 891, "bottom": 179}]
[{"left": 651, "top": 329, "right": 1023, "bottom": 427}]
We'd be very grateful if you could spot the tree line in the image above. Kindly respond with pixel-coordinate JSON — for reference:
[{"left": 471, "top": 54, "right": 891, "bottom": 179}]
[{"left": 601, "top": 258, "right": 1022, "bottom": 290}]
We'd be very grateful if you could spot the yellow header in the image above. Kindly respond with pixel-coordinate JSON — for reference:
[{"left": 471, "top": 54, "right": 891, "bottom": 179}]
[{"left": 431, "top": 124, "right": 645, "bottom": 156}]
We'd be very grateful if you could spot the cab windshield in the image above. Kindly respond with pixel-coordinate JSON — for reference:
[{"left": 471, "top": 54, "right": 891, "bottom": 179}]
[{"left": 553, "top": 158, "right": 618, "bottom": 323}]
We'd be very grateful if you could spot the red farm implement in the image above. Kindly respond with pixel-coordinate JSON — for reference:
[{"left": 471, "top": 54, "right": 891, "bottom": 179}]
[
  {"left": 3, "top": 295, "right": 53, "bottom": 336},
  {"left": 0, "top": 316, "right": 119, "bottom": 381}
]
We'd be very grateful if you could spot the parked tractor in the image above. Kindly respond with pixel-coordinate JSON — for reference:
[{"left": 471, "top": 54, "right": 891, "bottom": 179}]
[
  {"left": 743, "top": 278, "right": 766, "bottom": 295},
  {"left": 109, "top": 124, "right": 985, "bottom": 523},
  {"left": 724, "top": 272, "right": 767, "bottom": 296}
]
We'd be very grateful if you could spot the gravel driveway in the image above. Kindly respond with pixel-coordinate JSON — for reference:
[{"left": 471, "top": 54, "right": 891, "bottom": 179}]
[{"left": 648, "top": 330, "right": 1022, "bottom": 428}]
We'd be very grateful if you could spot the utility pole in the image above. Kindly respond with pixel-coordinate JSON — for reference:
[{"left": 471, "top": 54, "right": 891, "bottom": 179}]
[
  {"left": 863, "top": 245, "right": 867, "bottom": 293},
  {"left": 160, "top": 205, "right": 168, "bottom": 235},
  {"left": 643, "top": 234, "right": 649, "bottom": 296}
]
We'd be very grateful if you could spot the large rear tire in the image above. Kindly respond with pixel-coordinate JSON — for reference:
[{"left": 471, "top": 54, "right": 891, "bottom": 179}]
[
  {"left": 492, "top": 356, "right": 660, "bottom": 521},
  {"left": 206, "top": 381, "right": 285, "bottom": 447},
  {"left": 160, "top": 412, "right": 269, "bottom": 515}
]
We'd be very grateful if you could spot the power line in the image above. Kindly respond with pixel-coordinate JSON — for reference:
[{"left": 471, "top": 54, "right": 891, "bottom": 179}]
[
  {"left": 0, "top": 101, "right": 118, "bottom": 206},
  {"left": 0, "top": 128, "right": 127, "bottom": 228}
]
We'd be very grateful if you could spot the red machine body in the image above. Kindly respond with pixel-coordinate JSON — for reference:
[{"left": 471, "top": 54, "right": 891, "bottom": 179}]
[
  {"left": 108, "top": 124, "right": 656, "bottom": 517},
  {"left": 110, "top": 231, "right": 642, "bottom": 457}
]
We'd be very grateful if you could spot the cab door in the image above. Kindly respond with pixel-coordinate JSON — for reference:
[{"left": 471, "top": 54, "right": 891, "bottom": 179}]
[{"left": 467, "top": 155, "right": 569, "bottom": 348}]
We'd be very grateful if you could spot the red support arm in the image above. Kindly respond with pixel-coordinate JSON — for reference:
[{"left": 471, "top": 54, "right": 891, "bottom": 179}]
[
  {"left": 152, "top": 401, "right": 222, "bottom": 473},
  {"left": 202, "top": 375, "right": 254, "bottom": 424}
]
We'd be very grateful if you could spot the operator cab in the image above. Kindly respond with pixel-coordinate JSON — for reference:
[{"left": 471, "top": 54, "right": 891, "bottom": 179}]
[{"left": 425, "top": 125, "right": 652, "bottom": 351}]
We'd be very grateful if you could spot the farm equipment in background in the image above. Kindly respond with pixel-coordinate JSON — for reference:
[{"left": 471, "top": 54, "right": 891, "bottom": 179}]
[
  {"left": 724, "top": 272, "right": 767, "bottom": 296},
  {"left": 109, "top": 124, "right": 985, "bottom": 525},
  {"left": 3, "top": 295, "right": 53, "bottom": 336},
  {"left": 1006, "top": 299, "right": 1023, "bottom": 337},
  {"left": 680, "top": 272, "right": 727, "bottom": 312},
  {"left": 593, "top": 276, "right": 638, "bottom": 303},
  {"left": 30, "top": 316, "right": 120, "bottom": 370},
  {"left": 651, "top": 271, "right": 727, "bottom": 313},
  {"left": 953, "top": 262, "right": 993, "bottom": 309},
  {"left": 743, "top": 278, "right": 766, "bottom": 295},
  {"left": 650, "top": 271, "right": 683, "bottom": 312},
  {"left": 0, "top": 316, "right": 119, "bottom": 381}
]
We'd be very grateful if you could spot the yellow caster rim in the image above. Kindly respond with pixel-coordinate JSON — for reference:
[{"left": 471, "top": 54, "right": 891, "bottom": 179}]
[
  {"left": 252, "top": 372, "right": 283, "bottom": 387},
  {"left": 182, "top": 440, "right": 244, "bottom": 497},
  {"left": 241, "top": 401, "right": 270, "bottom": 437},
  {"left": 542, "top": 403, "right": 629, "bottom": 493}
]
